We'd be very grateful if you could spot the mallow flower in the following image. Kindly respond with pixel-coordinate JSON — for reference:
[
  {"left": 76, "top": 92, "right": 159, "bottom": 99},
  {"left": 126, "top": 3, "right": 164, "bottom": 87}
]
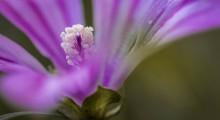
[{"left": 0, "top": 0, "right": 220, "bottom": 119}]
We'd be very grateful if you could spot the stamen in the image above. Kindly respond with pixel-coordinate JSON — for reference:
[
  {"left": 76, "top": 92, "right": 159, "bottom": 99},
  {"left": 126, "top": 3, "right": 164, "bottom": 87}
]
[{"left": 60, "top": 24, "right": 94, "bottom": 66}]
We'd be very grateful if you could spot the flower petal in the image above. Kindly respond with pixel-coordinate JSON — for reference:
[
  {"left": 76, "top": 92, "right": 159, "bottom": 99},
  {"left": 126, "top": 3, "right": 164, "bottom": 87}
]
[
  {"left": 93, "top": 0, "right": 178, "bottom": 53},
  {"left": 0, "top": 62, "right": 101, "bottom": 110},
  {"left": 0, "top": 35, "right": 46, "bottom": 73},
  {"left": 155, "top": 1, "right": 220, "bottom": 43},
  {"left": 93, "top": 0, "right": 220, "bottom": 89},
  {"left": 0, "top": 67, "right": 63, "bottom": 111},
  {"left": 62, "top": 56, "right": 102, "bottom": 105},
  {"left": 93, "top": 0, "right": 179, "bottom": 88},
  {"left": 0, "top": 0, "right": 84, "bottom": 71},
  {"left": 0, "top": 53, "right": 103, "bottom": 110}
]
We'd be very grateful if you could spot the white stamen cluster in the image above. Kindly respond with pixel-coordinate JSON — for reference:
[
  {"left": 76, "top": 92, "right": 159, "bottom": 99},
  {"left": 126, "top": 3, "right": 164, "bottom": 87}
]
[{"left": 60, "top": 24, "right": 94, "bottom": 66}]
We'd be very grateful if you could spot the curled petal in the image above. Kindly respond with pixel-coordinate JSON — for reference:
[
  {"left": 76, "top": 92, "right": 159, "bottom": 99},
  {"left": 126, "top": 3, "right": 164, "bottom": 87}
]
[{"left": 0, "top": 0, "right": 84, "bottom": 71}]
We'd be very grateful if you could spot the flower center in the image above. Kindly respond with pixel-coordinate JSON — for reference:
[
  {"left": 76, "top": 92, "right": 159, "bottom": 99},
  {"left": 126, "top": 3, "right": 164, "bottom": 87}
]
[{"left": 60, "top": 24, "right": 95, "bottom": 66}]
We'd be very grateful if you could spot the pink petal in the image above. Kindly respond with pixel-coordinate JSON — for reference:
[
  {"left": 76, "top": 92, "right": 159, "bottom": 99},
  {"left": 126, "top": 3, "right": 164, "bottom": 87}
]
[
  {"left": 0, "top": 0, "right": 84, "bottom": 71},
  {"left": 0, "top": 67, "right": 62, "bottom": 111},
  {"left": 0, "top": 35, "right": 46, "bottom": 73},
  {"left": 93, "top": 0, "right": 220, "bottom": 89}
]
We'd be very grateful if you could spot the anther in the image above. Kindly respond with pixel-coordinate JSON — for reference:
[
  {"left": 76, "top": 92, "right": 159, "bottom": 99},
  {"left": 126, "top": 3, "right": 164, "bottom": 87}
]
[{"left": 60, "top": 24, "right": 94, "bottom": 66}]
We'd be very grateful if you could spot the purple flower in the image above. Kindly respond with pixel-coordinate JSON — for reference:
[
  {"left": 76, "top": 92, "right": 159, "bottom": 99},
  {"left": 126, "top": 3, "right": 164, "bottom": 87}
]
[{"left": 0, "top": 0, "right": 219, "bottom": 111}]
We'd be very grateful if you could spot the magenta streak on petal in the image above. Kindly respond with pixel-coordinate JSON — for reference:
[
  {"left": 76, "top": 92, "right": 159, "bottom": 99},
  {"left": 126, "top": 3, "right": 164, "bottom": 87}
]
[
  {"left": 154, "top": 1, "right": 220, "bottom": 42},
  {"left": 123, "top": 0, "right": 140, "bottom": 32},
  {"left": 136, "top": 2, "right": 172, "bottom": 41},
  {"left": 97, "top": 1, "right": 122, "bottom": 87},
  {"left": 0, "top": 1, "right": 66, "bottom": 70},
  {"left": 26, "top": 1, "right": 68, "bottom": 69},
  {"left": 108, "top": 0, "right": 121, "bottom": 33},
  {"left": 0, "top": 56, "right": 15, "bottom": 63},
  {"left": 56, "top": 0, "right": 83, "bottom": 26},
  {"left": 102, "top": 0, "right": 165, "bottom": 88},
  {"left": 94, "top": 0, "right": 113, "bottom": 49},
  {"left": 0, "top": 35, "right": 46, "bottom": 73},
  {"left": 103, "top": 60, "right": 116, "bottom": 87},
  {"left": 150, "top": 1, "right": 195, "bottom": 38},
  {"left": 56, "top": 0, "right": 71, "bottom": 26},
  {"left": 162, "top": 5, "right": 209, "bottom": 36},
  {"left": 103, "top": 0, "right": 139, "bottom": 86},
  {"left": 162, "top": 7, "right": 220, "bottom": 42},
  {"left": 56, "top": 0, "right": 80, "bottom": 26},
  {"left": 103, "top": 0, "right": 142, "bottom": 87},
  {"left": 105, "top": 0, "right": 121, "bottom": 49},
  {"left": 26, "top": 1, "right": 63, "bottom": 50}
]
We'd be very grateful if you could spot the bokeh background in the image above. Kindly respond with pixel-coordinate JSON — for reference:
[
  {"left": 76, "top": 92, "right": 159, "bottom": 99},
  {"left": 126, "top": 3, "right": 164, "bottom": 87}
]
[{"left": 1, "top": 1, "right": 220, "bottom": 120}]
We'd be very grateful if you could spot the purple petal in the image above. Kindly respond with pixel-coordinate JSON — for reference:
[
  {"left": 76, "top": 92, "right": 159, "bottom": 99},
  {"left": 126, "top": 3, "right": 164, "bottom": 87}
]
[
  {"left": 0, "top": 67, "right": 63, "bottom": 111},
  {"left": 0, "top": 54, "right": 102, "bottom": 110},
  {"left": 0, "top": 35, "right": 46, "bottom": 73},
  {"left": 93, "top": 0, "right": 178, "bottom": 89},
  {"left": 93, "top": 0, "right": 175, "bottom": 48},
  {"left": 155, "top": 1, "right": 220, "bottom": 43},
  {"left": 62, "top": 55, "right": 103, "bottom": 105},
  {"left": 93, "top": 0, "right": 220, "bottom": 89},
  {"left": 0, "top": 0, "right": 84, "bottom": 71}
]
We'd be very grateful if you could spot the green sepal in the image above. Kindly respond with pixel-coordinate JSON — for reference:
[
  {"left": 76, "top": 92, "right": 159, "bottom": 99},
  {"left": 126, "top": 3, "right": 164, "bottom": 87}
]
[
  {"left": 80, "top": 87, "right": 121, "bottom": 120},
  {"left": 58, "top": 87, "right": 122, "bottom": 120},
  {"left": 57, "top": 98, "right": 81, "bottom": 120}
]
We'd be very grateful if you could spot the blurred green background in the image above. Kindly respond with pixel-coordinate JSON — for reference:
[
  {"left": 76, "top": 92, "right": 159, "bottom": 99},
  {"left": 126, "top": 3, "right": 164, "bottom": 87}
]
[{"left": 1, "top": 1, "right": 220, "bottom": 120}]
